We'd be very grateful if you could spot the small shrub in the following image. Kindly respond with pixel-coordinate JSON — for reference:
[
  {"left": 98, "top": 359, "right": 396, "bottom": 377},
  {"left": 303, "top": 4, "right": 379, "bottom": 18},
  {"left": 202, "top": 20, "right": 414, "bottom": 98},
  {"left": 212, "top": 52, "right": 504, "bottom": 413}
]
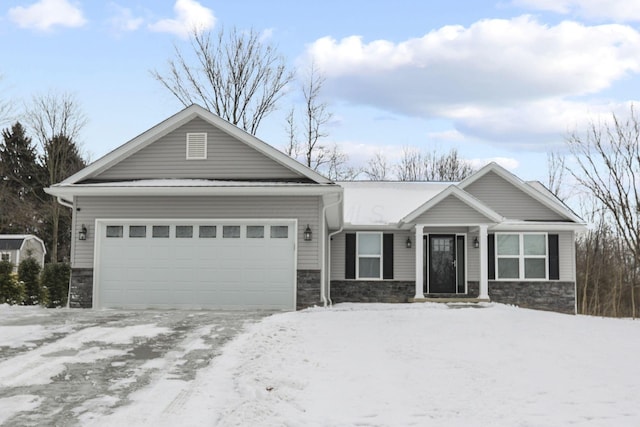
[
  {"left": 0, "top": 261, "right": 26, "bottom": 305},
  {"left": 18, "top": 257, "right": 44, "bottom": 305},
  {"left": 41, "top": 263, "right": 70, "bottom": 308}
]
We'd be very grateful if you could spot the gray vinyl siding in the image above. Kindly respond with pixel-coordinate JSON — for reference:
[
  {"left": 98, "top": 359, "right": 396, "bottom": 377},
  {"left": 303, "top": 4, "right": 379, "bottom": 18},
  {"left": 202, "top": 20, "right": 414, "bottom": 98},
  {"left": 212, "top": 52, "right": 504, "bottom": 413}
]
[
  {"left": 73, "top": 195, "right": 321, "bottom": 269},
  {"left": 330, "top": 230, "right": 415, "bottom": 280},
  {"left": 464, "top": 171, "right": 565, "bottom": 220},
  {"left": 412, "top": 196, "right": 493, "bottom": 224},
  {"left": 94, "top": 118, "right": 301, "bottom": 181}
]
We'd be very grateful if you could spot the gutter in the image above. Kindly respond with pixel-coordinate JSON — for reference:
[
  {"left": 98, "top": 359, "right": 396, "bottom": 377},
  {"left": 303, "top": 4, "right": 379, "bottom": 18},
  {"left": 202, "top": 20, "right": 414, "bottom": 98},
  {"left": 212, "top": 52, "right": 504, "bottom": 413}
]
[
  {"left": 56, "top": 196, "right": 74, "bottom": 209},
  {"left": 321, "top": 191, "right": 343, "bottom": 307}
]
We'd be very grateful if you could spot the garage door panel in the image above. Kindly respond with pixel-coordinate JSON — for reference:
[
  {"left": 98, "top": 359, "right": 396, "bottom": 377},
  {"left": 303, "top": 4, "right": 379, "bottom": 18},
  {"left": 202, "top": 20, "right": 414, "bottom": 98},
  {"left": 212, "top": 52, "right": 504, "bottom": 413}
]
[{"left": 97, "top": 221, "right": 295, "bottom": 309}]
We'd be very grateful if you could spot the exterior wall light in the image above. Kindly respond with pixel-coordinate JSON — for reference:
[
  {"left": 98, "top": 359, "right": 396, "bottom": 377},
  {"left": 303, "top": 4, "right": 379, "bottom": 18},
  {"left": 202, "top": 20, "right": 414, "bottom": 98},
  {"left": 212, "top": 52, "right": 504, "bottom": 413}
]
[
  {"left": 473, "top": 236, "right": 479, "bottom": 249},
  {"left": 79, "top": 224, "right": 88, "bottom": 241},
  {"left": 406, "top": 237, "right": 412, "bottom": 249},
  {"left": 304, "top": 225, "right": 312, "bottom": 241}
]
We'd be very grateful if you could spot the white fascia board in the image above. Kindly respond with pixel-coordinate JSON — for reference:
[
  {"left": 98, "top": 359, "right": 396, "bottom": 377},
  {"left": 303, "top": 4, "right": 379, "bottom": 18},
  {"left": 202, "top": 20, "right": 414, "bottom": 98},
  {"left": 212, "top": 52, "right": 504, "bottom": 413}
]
[
  {"left": 341, "top": 223, "right": 402, "bottom": 231},
  {"left": 45, "top": 184, "right": 341, "bottom": 198},
  {"left": 491, "top": 221, "right": 587, "bottom": 232}
]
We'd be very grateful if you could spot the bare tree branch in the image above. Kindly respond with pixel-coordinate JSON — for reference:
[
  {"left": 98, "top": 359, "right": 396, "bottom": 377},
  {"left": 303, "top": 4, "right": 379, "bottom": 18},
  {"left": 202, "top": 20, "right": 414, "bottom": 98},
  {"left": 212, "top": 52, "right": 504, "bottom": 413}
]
[{"left": 151, "top": 27, "right": 294, "bottom": 135}]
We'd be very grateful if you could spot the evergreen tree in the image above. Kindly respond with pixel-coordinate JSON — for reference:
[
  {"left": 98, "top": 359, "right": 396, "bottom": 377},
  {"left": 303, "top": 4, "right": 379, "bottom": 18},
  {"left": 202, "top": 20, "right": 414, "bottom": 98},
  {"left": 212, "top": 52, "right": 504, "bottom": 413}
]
[
  {"left": 40, "top": 134, "right": 85, "bottom": 261},
  {"left": 0, "top": 122, "right": 44, "bottom": 234}
]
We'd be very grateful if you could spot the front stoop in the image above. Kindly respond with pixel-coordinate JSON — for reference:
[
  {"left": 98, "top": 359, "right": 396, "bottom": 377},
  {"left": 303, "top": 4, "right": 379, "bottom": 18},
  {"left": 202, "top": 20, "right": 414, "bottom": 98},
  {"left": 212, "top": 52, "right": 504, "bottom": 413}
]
[{"left": 410, "top": 297, "right": 490, "bottom": 304}]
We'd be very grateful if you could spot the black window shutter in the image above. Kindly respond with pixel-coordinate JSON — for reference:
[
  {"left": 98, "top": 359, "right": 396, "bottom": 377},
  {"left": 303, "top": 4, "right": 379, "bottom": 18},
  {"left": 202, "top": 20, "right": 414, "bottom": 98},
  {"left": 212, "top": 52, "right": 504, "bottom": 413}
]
[
  {"left": 383, "top": 234, "right": 394, "bottom": 279},
  {"left": 548, "top": 234, "right": 559, "bottom": 280},
  {"left": 345, "top": 233, "right": 356, "bottom": 279},
  {"left": 488, "top": 234, "right": 495, "bottom": 280}
]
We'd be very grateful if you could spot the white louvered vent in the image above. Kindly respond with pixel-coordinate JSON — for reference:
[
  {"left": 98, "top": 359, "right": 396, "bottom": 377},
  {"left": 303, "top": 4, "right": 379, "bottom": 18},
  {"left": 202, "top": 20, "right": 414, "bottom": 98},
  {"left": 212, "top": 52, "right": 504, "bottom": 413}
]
[{"left": 186, "top": 133, "right": 207, "bottom": 160}]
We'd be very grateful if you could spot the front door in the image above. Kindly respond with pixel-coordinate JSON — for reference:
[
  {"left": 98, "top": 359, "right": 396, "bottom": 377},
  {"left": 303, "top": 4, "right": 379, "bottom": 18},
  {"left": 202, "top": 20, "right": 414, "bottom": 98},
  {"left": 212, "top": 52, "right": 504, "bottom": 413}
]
[{"left": 425, "top": 234, "right": 464, "bottom": 294}]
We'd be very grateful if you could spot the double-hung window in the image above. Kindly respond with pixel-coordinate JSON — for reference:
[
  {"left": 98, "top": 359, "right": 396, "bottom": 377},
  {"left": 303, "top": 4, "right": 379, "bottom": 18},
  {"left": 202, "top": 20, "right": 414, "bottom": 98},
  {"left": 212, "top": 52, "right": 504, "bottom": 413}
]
[
  {"left": 357, "top": 232, "right": 382, "bottom": 279},
  {"left": 496, "top": 233, "right": 547, "bottom": 280}
]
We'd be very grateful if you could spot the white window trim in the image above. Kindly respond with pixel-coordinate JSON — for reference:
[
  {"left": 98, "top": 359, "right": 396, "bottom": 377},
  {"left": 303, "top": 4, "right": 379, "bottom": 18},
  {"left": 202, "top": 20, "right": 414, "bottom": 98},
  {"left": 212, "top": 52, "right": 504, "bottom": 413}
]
[
  {"left": 356, "top": 231, "right": 383, "bottom": 280},
  {"left": 495, "top": 232, "right": 548, "bottom": 281},
  {"left": 0, "top": 252, "right": 10, "bottom": 262},
  {"left": 186, "top": 132, "right": 207, "bottom": 160}
]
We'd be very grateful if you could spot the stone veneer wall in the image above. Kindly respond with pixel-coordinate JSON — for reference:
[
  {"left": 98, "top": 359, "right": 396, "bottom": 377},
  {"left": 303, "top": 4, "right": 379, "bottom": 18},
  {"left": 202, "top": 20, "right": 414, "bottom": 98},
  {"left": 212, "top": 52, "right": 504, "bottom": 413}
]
[
  {"left": 69, "top": 268, "right": 93, "bottom": 308},
  {"left": 330, "top": 281, "right": 415, "bottom": 303},
  {"left": 487, "top": 281, "right": 576, "bottom": 314},
  {"left": 297, "top": 270, "right": 322, "bottom": 309}
]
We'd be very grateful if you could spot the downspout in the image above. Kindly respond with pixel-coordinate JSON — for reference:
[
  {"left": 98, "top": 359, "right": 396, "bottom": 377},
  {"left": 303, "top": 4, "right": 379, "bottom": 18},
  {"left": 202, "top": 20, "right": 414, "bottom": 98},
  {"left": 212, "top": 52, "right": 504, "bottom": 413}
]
[
  {"left": 321, "top": 191, "right": 343, "bottom": 307},
  {"left": 57, "top": 196, "right": 74, "bottom": 209},
  {"left": 56, "top": 196, "right": 74, "bottom": 309}
]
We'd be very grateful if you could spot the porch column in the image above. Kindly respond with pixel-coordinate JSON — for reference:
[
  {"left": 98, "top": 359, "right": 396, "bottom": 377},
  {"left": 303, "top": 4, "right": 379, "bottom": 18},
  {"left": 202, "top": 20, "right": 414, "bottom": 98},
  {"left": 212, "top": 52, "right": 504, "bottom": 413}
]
[
  {"left": 478, "top": 224, "right": 489, "bottom": 300},
  {"left": 414, "top": 225, "right": 424, "bottom": 299}
]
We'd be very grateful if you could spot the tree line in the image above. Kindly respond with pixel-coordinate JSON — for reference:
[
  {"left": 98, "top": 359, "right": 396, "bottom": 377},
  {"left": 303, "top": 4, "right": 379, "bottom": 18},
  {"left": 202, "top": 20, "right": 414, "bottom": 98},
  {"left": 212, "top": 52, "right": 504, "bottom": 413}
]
[{"left": 0, "top": 92, "right": 86, "bottom": 263}]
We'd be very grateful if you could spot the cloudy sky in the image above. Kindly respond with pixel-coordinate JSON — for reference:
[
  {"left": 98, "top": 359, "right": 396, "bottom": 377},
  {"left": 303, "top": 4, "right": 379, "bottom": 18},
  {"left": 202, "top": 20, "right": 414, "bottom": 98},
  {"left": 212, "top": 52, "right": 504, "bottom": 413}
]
[{"left": 2, "top": 0, "right": 640, "bottom": 182}]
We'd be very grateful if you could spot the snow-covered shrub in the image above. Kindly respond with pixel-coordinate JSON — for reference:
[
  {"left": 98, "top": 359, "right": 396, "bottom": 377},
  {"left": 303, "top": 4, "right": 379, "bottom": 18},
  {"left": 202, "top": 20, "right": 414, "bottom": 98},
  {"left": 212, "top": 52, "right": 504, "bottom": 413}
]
[
  {"left": 41, "top": 263, "right": 70, "bottom": 308},
  {"left": 18, "top": 257, "right": 45, "bottom": 306},
  {"left": 0, "top": 260, "right": 26, "bottom": 305}
]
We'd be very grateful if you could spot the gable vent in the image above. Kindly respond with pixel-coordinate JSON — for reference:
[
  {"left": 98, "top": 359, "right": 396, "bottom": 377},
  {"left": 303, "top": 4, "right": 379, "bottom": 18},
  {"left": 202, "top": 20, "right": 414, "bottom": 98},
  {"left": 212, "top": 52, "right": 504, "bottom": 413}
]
[{"left": 186, "top": 133, "right": 207, "bottom": 160}]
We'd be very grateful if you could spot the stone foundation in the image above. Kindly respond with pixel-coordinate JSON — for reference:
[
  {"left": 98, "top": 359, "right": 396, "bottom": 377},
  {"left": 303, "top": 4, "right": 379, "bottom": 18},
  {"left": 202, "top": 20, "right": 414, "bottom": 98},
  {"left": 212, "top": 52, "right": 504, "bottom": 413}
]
[
  {"left": 297, "top": 270, "right": 322, "bottom": 309},
  {"left": 69, "top": 268, "right": 93, "bottom": 308},
  {"left": 487, "top": 281, "right": 576, "bottom": 314},
  {"left": 330, "top": 280, "right": 415, "bottom": 303}
]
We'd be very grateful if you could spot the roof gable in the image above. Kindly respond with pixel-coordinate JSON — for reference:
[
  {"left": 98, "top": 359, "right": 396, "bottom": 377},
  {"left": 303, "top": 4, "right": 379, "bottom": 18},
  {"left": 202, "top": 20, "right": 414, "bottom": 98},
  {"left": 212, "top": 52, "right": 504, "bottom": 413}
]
[
  {"left": 459, "top": 163, "right": 582, "bottom": 222},
  {"left": 63, "top": 105, "right": 332, "bottom": 185},
  {"left": 0, "top": 235, "right": 45, "bottom": 252},
  {"left": 400, "top": 186, "right": 503, "bottom": 225}
]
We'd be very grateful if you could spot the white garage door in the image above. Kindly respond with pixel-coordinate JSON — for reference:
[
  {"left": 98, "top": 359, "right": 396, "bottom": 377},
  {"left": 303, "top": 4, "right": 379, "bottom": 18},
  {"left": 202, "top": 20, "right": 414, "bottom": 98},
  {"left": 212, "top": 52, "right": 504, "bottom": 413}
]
[{"left": 95, "top": 220, "right": 296, "bottom": 310}]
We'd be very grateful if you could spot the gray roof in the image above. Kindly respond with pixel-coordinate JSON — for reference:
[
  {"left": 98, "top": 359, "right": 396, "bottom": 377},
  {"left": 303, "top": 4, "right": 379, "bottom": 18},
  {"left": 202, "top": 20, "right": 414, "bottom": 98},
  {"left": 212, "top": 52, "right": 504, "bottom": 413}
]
[{"left": 0, "top": 238, "right": 24, "bottom": 251}]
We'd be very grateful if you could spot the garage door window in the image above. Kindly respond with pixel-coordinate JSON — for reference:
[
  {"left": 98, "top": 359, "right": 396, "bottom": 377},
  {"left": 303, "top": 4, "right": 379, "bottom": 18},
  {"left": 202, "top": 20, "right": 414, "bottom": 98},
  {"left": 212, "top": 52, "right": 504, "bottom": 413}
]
[
  {"left": 106, "top": 226, "right": 123, "bottom": 238},
  {"left": 176, "top": 225, "right": 193, "bottom": 238},
  {"left": 199, "top": 225, "right": 216, "bottom": 238},
  {"left": 153, "top": 226, "right": 170, "bottom": 238},
  {"left": 129, "top": 226, "right": 146, "bottom": 238},
  {"left": 223, "top": 225, "right": 240, "bottom": 238},
  {"left": 270, "top": 226, "right": 288, "bottom": 238},
  {"left": 247, "top": 226, "right": 264, "bottom": 238}
]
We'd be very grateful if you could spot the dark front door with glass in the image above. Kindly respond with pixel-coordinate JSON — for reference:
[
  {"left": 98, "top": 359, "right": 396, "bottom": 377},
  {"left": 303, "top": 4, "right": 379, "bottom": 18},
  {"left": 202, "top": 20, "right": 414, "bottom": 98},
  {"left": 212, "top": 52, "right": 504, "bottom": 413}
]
[{"left": 426, "top": 234, "right": 465, "bottom": 294}]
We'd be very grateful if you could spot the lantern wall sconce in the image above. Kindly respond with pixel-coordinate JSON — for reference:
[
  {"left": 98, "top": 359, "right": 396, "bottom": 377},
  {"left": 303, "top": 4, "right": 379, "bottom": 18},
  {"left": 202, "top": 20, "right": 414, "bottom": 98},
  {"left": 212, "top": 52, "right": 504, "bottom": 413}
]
[
  {"left": 473, "top": 236, "right": 479, "bottom": 249},
  {"left": 406, "top": 237, "right": 412, "bottom": 249},
  {"left": 304, "top": 225, "right": 312, "bottom": 241},
  {"left": 79, "top": 224, "right": 88, "bottom": 241}
]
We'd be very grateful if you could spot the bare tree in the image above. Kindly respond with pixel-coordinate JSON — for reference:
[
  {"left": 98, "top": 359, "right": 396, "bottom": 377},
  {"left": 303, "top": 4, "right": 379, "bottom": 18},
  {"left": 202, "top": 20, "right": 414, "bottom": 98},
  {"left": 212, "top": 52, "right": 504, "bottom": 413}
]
[
  {"left": 151, "top": 27, "right": 294, "bottom": 135},
  {"left": 395, "top": 147, "right": 424, "bottom": 181},
  {"left": 567, "top": 105, "right": 640, "bottom": 317},
  {"left": 364, "top": 152, "right": 390, "bottom": 180},
  {"left": 25, "top": 92, "right": 87, "bottom": 262},
  {"left": 424, "top": 148, "right": 474, "bottom": 181},
  {"left": 0, "top": 75, "right": 14, "bottom": 126},
  {"left": 284, "top": 62, "right": 352, "bottom": 179},
  {"left": 546, "top": 150, "right": 567, "bottom": 200}
]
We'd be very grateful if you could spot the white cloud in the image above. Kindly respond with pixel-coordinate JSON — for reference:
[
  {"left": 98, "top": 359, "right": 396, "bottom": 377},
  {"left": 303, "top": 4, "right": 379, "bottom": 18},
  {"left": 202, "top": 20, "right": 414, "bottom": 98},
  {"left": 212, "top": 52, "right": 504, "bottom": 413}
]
[
  {"left": 426, "top": 130, "right": 465, "bottom": 141},
  {"left": 513, "top": 0, "right": 640, "bottom": 23},
  {"left": 8, "top": 0, "right": 86, "bottom": 31},
  {"left": 108, "top": 3, "right": 143, "bottom": 33},
  {"left": 304, "top": 16, "right": 640, "bottom": 147},
  {"left": 148, "top": 0, "right": 215, "bottom": 38}
]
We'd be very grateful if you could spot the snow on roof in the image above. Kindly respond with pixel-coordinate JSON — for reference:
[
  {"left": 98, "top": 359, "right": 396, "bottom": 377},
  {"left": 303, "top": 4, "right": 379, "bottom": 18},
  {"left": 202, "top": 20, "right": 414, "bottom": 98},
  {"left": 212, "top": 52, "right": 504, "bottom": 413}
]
[{"left": 338, "top": 181, "right": 451, "bottom": 225}]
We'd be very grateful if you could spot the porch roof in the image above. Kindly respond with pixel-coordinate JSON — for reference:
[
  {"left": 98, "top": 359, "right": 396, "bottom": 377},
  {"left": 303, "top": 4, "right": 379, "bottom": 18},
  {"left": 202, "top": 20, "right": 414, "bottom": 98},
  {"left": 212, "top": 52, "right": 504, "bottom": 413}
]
[{"left": 337, "top": 181, "right": 450, "bottom": 226}]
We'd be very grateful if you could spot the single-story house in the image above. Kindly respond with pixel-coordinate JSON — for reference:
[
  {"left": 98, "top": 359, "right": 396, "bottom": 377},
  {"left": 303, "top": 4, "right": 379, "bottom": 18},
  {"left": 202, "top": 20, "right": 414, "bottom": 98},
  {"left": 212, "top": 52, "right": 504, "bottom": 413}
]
[
  {"left": 0, "top": 234, "right": 46, "bottom": 272},
  {"left": 45, "top": 105, "right": 585, "bottom": 314}
]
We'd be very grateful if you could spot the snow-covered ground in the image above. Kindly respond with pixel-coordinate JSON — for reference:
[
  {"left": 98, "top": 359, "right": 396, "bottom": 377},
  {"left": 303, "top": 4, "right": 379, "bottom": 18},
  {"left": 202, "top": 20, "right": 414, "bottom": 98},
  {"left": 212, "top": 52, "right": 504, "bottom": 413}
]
[{"left": 84, "top": 303, "right": 640, "bottom": 427}]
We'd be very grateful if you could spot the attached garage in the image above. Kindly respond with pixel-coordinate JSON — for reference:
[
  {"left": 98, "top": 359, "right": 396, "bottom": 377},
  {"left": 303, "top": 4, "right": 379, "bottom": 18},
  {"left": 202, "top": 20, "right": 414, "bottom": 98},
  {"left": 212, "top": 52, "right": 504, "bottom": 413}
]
[{"left": 94, "top": 219, "right": 297, "bottom": 310}]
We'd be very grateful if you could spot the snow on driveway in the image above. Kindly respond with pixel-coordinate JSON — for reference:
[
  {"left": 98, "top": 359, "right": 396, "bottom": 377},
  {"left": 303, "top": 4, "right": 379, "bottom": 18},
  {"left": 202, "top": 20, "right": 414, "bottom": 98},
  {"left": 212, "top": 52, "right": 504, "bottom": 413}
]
[
  {"left": 0, "top": 306, "right": 270, "bottom": 426},
  {"left": 91, "top": 303, "right": 640, "bottom": 427}
]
